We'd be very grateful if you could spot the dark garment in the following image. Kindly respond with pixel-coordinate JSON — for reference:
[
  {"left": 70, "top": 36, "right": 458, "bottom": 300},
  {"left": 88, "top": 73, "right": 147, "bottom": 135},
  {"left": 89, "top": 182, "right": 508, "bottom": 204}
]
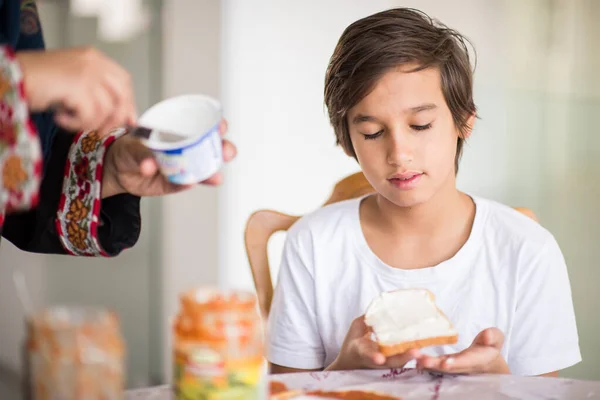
[{"left": 0, "top": 0, "right": 140, "bottom": 256}]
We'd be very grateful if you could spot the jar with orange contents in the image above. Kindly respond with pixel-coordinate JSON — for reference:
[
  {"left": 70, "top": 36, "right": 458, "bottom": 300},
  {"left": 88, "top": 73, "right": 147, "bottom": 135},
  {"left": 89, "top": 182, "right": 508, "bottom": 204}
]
[{"left": 173, "top": 287, "right": 267, "bottom": 400}]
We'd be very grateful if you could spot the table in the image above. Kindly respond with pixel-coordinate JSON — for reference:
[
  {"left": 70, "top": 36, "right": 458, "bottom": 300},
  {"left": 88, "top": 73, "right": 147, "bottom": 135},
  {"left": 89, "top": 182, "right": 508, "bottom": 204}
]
[{"left": 126, "top": 368, "right": 600, "bottom": 399}]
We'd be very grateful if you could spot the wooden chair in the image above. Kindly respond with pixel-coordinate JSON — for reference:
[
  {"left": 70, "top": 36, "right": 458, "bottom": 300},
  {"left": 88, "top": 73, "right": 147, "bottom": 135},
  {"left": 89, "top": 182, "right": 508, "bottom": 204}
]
[{"left": 244, "top": 172, "right": 538, "bottom": 319}]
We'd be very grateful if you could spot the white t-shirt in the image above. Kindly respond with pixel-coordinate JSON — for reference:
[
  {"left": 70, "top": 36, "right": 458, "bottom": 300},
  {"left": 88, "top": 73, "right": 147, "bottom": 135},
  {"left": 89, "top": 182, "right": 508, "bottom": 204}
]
[{"left": 267, "top": 196, "right": 581, "bottom": 376}]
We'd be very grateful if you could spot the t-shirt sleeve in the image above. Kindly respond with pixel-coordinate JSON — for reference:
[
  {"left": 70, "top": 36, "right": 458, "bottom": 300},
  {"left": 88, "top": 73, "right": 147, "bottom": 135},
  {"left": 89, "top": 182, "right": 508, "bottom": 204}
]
[
  {"left": 267, "top": 224, "right": 325, "bottom": 370},
  {"left": 508, "top": 235, "right": 581, "bottom": 376}
]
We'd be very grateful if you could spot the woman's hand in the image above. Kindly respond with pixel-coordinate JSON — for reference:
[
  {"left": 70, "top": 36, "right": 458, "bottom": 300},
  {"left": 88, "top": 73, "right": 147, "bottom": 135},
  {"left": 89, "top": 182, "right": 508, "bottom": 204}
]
[{"left": 17, "top": 47, "right": 137, "bottom": 136}]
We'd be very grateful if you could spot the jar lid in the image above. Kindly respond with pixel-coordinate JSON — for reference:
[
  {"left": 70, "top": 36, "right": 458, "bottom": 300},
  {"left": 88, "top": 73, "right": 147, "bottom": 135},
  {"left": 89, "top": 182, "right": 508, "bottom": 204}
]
[
  {"left": 174, "top": 287, "right": 261, "bottom": 342},
  {"left": 180, "top": 287, "right": 258, "bottom": 313}
]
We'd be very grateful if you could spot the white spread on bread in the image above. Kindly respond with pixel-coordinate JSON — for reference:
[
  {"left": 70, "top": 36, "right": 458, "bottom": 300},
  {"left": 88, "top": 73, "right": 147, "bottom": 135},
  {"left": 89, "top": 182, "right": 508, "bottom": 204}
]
[{"left": 364, "top": 289, "right": 456, "bottom": 346}]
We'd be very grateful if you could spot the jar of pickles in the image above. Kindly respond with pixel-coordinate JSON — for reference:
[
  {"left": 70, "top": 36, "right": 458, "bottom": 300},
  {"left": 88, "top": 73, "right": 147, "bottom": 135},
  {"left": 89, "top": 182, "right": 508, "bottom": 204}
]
[
  {"left": 23, "top": 306, "right": 125, "bottom": 400},
  {"left": 173, "top": 287, "right": 266, "bottom": 399}
]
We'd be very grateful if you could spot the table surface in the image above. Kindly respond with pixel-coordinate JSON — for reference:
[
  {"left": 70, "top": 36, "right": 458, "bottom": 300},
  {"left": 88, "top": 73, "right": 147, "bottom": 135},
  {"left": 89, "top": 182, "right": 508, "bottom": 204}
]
[{"left": 126, "top": 368, "right": 600, "bottom": 399}]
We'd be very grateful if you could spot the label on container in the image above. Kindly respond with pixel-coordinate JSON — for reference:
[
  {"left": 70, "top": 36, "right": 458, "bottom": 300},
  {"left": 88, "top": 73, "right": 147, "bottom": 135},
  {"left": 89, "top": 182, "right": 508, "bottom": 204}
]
[
  {"left": 174, "top": 346, "right": 265, "bottom": 400},
  {"left": 152, "top": 125, "right": 223, "bottom": 185}
]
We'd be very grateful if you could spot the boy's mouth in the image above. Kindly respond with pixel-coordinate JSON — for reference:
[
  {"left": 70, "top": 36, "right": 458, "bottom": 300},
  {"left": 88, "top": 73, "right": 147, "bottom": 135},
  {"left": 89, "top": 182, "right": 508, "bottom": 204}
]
[
  {"left": 387, "top": 172, "right": 423, "bottom": 189},
  {"left": 388, "top": 171, "right": 422, "bottom": 180}
]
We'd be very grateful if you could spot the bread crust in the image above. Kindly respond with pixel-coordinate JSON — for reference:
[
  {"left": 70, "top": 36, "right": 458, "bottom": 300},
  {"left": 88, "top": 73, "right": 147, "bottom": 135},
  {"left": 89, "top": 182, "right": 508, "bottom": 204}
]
[{"left": 379, "top": 334, "right": 458, "bottom": 356}]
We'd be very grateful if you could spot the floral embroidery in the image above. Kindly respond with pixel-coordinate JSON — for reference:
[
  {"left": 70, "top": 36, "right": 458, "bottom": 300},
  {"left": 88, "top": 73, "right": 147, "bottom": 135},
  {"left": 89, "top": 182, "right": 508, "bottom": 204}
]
[
  {"left": 0, "top": 46, "right": 42, "bottom": 216},
  {"left": 0, "top": 121, "right": 16, "bottom": 147},
  {"left": 66, "top": 221, "right": 87, "bottom": 251},
  {"left": 0, "top": 75, "right": 10, "bottom": 98},
  {"left": 56, "top": 128, "right": 127, "bottom": 256},
  {"left": 3, "top": 154, "right": 27, "bottom": 191},
  {"left": 65, "top": 198, "right": 88, "bottom": 222},
  {"left": 81, "top": 132, "right": 101, "bottom": 153},
  {"left": 74, "top": 156, "right": 90, "bottom": 185}
]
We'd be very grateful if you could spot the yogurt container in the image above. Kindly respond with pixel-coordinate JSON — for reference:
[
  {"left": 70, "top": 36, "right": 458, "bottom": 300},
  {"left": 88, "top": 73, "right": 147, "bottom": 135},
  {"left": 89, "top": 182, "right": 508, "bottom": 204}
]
[{"left": 138, "top": 94, "right": 223, "bottom": 185}]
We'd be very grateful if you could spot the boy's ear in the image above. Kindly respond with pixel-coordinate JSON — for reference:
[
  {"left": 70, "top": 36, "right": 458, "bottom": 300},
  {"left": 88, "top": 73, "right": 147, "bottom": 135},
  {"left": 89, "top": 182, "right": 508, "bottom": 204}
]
[{"left": 460, "top": 113, "right": 476, "bottom": 139}]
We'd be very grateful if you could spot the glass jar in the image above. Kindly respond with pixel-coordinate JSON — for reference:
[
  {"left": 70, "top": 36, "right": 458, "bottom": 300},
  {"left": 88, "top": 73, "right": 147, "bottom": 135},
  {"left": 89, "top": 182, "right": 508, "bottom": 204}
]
[
  {"left": 24, "top": 306, "right": 125, "bottom": 400},
  {"left": 173, "top": 287, "right": 266, "bottom": 399}
]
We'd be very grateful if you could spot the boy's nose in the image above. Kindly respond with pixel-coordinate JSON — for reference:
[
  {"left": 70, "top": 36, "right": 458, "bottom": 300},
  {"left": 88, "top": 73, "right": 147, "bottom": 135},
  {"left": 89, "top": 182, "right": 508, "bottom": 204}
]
[{"left": 387, "top": 135, "right": 413, "bottom": 166}]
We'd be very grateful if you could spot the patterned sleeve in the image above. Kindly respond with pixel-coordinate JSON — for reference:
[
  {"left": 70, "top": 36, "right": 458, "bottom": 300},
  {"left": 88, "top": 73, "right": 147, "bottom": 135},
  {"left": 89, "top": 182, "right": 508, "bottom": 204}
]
[
  {"left": 0, "top": 45, "right": 42, "bottom": 222},
  {"left": 0, "top": 5, "right": 141, "bottom": 257},
  {"left": 2, "top": 127, "right": 142, "bottom": 257},
  {"left": 55, "top": 128, "right": 141, "bottom": 256}
]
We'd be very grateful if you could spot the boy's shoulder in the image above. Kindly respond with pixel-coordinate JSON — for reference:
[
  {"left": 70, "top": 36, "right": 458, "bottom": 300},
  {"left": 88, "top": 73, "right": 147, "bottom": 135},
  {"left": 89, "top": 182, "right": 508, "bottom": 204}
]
[
  {"left": 287, "top": 197, "right": 362, "bottom": 241},
  {"left": 285, "top": 195, "right": 559, "bottom": 256},
  {"left": 475, "top": 196, "right": 555, "bottom": 250}
]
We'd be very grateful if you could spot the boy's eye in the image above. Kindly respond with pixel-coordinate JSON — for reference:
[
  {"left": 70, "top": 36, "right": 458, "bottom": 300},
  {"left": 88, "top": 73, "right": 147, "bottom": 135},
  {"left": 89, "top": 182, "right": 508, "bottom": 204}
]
[
  {"left": 411, "top": 123, "right": 432, "bottom": 131},
  {"left": 363, "top": 130, "right": 383, "bottom": 140}
]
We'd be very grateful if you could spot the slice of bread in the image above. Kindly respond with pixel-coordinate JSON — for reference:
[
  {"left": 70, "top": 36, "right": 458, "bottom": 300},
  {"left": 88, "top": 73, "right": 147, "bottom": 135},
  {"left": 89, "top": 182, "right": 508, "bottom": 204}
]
[{"left": 364, "top": 288, "right": 458, "bottom": 357}]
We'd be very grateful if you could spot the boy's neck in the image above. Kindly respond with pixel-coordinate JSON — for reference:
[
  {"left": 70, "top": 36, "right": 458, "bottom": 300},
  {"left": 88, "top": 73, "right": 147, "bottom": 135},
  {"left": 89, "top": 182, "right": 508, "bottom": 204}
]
[{"left": 369, "top": 183, "right": 473, "bottom": 238}]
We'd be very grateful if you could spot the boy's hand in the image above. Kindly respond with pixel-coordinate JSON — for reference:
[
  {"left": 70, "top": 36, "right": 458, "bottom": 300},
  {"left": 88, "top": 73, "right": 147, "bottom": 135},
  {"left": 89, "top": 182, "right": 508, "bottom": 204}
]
[
  {"left": 325, "top": 316, "right": 419, "bottom": 371},
  {"left": 414, "top": 328, "right": 510, "bottom": 374}
]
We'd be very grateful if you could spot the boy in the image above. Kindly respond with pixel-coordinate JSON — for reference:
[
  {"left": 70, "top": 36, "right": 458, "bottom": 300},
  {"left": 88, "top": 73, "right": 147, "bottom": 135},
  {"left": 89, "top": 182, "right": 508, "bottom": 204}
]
[{"left": 267, "top": 8, "right": 580, "bottom": 377}]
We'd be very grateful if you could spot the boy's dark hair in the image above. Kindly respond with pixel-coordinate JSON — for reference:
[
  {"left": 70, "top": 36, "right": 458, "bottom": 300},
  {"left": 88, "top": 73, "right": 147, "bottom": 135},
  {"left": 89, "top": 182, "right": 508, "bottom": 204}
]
[{"left": 324, "top": 8, "right": 476, "bottom": 173}]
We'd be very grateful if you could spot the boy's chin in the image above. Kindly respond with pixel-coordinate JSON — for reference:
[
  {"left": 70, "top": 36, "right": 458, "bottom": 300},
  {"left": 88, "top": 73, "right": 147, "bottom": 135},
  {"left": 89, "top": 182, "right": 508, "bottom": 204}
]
[{"left": 381, "top": 190, "right": 431, "bottom": 209}]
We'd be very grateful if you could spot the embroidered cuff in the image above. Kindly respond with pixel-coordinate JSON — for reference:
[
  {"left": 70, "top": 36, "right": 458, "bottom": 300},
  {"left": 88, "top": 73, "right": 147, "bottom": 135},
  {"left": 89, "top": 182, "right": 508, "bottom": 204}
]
[
  {"left": 0, "top": 46, "right": 42, "bottom": 214},
  {"left": 56, "top": 128, "right": 127, "bottom": 256}
]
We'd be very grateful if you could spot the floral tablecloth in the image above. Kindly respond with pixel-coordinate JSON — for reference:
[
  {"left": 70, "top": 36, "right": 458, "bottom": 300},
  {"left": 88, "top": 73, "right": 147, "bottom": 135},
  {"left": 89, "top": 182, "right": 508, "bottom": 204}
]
[{"left": 126, "top": 368, "right": 600, "bottom": 399}]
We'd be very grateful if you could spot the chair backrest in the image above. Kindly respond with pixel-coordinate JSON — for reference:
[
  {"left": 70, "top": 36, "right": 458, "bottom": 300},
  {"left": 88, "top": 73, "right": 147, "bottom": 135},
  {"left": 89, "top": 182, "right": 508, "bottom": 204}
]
[{"left": 244, "top": 171, "right": 538, "bottom": 319}]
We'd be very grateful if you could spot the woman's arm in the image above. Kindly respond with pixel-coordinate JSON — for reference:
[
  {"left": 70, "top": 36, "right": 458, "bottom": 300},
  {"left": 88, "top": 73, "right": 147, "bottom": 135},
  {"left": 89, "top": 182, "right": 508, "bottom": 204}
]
[{"left": 3, "top": 128, "right": 141, "bottom": 256}]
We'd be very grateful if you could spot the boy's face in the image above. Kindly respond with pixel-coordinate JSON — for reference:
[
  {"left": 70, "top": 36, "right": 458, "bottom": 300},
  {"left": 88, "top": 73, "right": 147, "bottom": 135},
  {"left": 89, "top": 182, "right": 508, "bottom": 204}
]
[{"left": 347, "top": 65, "right": 469, "bottom": 208}]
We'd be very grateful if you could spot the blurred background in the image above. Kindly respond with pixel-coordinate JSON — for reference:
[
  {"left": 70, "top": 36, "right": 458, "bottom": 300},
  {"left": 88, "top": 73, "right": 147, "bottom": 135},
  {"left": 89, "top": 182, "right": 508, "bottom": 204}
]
[{"left": 0, "top": 0, "right": 598, "bottom": 396}]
